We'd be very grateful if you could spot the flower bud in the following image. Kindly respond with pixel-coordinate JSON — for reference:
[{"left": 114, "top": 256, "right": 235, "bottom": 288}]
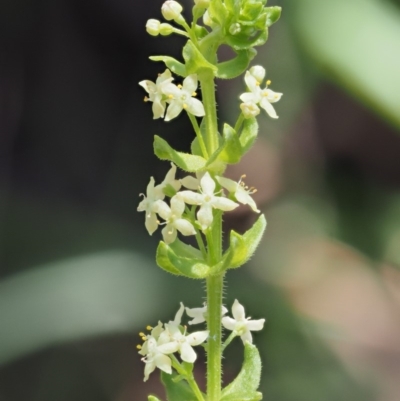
[
  {"left": 240, "top": 102, "right": 260, "bottom": 119},
  {"left": 146, "top": 19, "right": 161, "bottom": 36},
  {"left": 249, "top": 65, "right": 266, "bottom": 83},
  {"left": 203, "top": 10, "right": 215, "bottom": 27},
  {"left": 159, "top": 23, "right": 174, "bottom": 36},
  {"left": 229, "top": 23, "right": 241, "bottom": 35},
  {"left": 161, "top": 1, "right": 183, "bottom": 21}
]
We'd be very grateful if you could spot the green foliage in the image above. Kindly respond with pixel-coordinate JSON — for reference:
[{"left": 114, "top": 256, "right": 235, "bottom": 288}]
[
  {"left": 149, "top": 56, "right": 187, "bottom": 77},
  {"left": 221, "top": 342, "right": 262, "bottom": 401},
  {"left": 227, "top": 214, "right": 267, "bottom": 269},
  {"left": 154, "top": 135, "right": 207, "bottom": 172},
  {"left": 161, "top": 371, "right": 199, "bottom": 401},
  {"left": 156, "top": 240, "right": 210, "bottom": 279},
  {"left": 216, "top": 48, "right": 257, "bottom": 79},
  {"left": 183, "top": 40, "right": 217, "bottom": 74}
]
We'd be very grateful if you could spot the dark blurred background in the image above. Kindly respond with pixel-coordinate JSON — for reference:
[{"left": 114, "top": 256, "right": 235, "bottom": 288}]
[{"left": 1, "top": 0, "right": 400, "bottom": 400}]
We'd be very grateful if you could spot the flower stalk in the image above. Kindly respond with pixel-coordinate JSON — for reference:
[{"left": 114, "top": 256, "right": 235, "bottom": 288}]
[{"left": 136, "top": 1, "right": 282, "bottom": 400}]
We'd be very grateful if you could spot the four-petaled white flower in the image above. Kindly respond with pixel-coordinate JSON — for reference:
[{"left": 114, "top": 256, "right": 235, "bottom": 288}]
[
  {"left": 186, "top": 303, "right": 228, "bottom": 325},
  {"left": 217, "top": 175, "right": 260, "bottom": 213},
  {"left": 163, "top": 75, "right": 205, "bottom": 121},
  {"left": 158, "top": 163, "right": 182, "bottom": 195},
  {"left": 240, "top": 65, "right": 282, "bottom": 119},
  {"left": 137, "top": 177, "right": 165, "bottom": 235},
  {"left": 179, "top": 172, "right": 239, "bottom": 230},
  {"left": 139, "top": 69, "right": 173, "bottom": 119},
  {"left": 154, "top": 196, "right": 196, "bottom": 244},
  {"left": 222, "top": 299, "right": 265, "bottom": 344}
]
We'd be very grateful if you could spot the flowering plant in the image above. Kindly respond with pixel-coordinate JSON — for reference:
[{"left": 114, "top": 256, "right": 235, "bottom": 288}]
[{"left": 137, "top": 1, "right": 281, "bottom": 400}]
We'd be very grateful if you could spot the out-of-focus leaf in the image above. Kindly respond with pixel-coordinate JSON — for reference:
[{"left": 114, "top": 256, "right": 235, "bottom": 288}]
[
  {"left": 292, "top": 0, "right": 400, "bottom": 129},
  {"left": 0, "top": 251, "right": 162, "bottom": 365}
]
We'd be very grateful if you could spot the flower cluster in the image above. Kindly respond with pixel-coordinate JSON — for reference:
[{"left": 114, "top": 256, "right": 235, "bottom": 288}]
[
  {"left": 138, "top": 165, "right": 261, "bottom": 242},
  {"left": 138, "top": 300, "right": 265, "bottom": 381},
  {"left": 139, "top": 70, "right": 205, "bottom": 121}
]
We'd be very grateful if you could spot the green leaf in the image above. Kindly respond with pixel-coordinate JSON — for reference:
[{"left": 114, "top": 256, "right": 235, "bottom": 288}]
[
  {"left": 225, "top": 29, "right": 268, "bottom": 51},
  {"left": 183, "top": 40, "right": 217, "bottom": 75},
  {"left": 156, "top": 241, "right": 210, "bottom": 279},
  {"left": 216, "top": 48, "right": 257, "bottom": 79},
  {"left": 291, "top": 0, "right": 400, "bottom": 129},
  {"left": 154, "top": 136, "right": 207, "bottom": 172},
  {"left": 228, "top": 214, "right": 267, "bottom": 269},
  {"left": 265, "top": 6, "right": 281, "bottom": 27},
  {"left": 221, "top": 342, "right": 262, "bottom": 401},
  {"left": 208, "top": 0, "right": 228, "bottom": 26},
  {"left": 239, "top": 117, "right": 258, "bottom": 154},
  {"left": 161, "top": 371, "right": 199, "bottom": 401},
  {"left": 218, "top": 124, "right": 243, "bottom": 163},
  {"left": 149, "top": 56, "right": 187, "bottom": 77},
  {"left": 148, "top": 396, "right": 163, "bottom": 401}
]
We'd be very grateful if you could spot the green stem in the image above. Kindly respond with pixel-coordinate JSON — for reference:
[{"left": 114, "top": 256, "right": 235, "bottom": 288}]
[
  {"left": 199, "top": 70, "right": 219, "bottom": 155},
  {"left": 234, "top": 113, "right": 245, "bottom": 134},
  {"left": 170, "top": 355, "right": 205, "bottom": 401},
  {"left": 171, "top": 28, "right": 190, "bottom": 37},
  {"left": 188, "top": 113, "right": 209, "bottom": 159},
  {"left": 222, "top": 331, "right": 237, "bottom": 352},
  {"left": 205, "top": 212, "right": 224, "bottom": 401},
  {"left": 195, "top": 231, "right": 208, "bottom": 260}
]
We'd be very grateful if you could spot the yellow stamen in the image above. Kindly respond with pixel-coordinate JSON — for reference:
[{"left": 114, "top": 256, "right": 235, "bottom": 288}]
[
  {"left": 146, "top": 325, "right": 153, "bottom": 331},
  {"left": 183, "top": 103, "right": 187, "bottom": 109},
  {"left": 141, "top": 336, "right": 147, "bottom": 341},
  {"left": 266, "top": 80, "right": 271, "bottom": 85},
  {"left": 144, "top": 96, "right": 149, "bottom": 102},
  {"left": 139, "top": 332, "right": 145, "bottom": 337},
  {"left": 137, "top": 345, "right": 142, "bottom": 350},
  {"left": 177, "top": 84, "right": 182, "bottom": 89},
  {"left": 192, "top": 92, "right": 197, "bottom": 96},
  {"left": 168, "top": 94, "right": 174, "bottom": 99}
]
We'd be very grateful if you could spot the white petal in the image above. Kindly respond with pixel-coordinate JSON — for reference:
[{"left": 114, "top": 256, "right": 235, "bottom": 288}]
[
  {"left": 158, "top": 341, "right": 180, "bottom": 354},
  {"left": 186, "top": 330, "right": 209, "bottom": 346},
  {"left": 240, "top": 330, "right": 253, "bottom": 344},
  {"left": 162, "top": 224, "right": 177, "bottom": 244},
  {"left": 170, "top": 195, "right": 185, "bottom": 216},
  {"left": 154, "top": 200, "right": 171, "bottom": 221},
  {"left": 139, "top": 80, "right": 156, "bottom": 94},
  {"left": 197, "top": 203, "right": 213, "bottom": 230},
  {"left": 216, "top": 176, "right": 238, "bottom": 193},
  {"left": 200, "top": 172, "right": 216, "bottom": 195},
  {"left": 180, "top": 175, "right": 199, "bottom": 190},
  {"left": 232, "top": 299, "right": 246, "bottom": 321},
  {"left": 145, "top": 212, "right": 159, "bottom": 235},
  {"left": 210, "top": 196, "right": 239, "bottom": 211},
  {"left": 249, "top": 65, "right": 265, "bottom": 83},
  {"left": 244, "top": 71, "right": 259, "bottom": 93},
  {"left": 186, "top": 98, "right": 205, "bottom": 117},
  {"left": 260, "top": 97, "right": 278, "bottom": 119},
  {"left": 155, "top": 353, "right": 173, "bottom": 373},
  {"left": 172, "top": 302, "right": 185, "bottom": 326},
  {"left": 152, "top": 99, "right": 166, "bottom": 119},
  {"left": 174, "top": 219, "right": 196, "bottom": 236},
  {"left": 165, "top": 100, "right": 183, "bottom": 121},
  {"left": 246, "top": 318, "right": 265, "bottom": 331},
  {"left": 143, "top": 360, "right": 156, "bottom": 381},
  {"left": 221, "top": 316, "right": 237, "bottom": 331},
  {"left": 240, "top": 92, "right": 259, "bottom": 103},
  {"left": 183, "top": 74, "right": 198, "bottom": 93},
  {"left": 180, "top": 342, "right": 197, "bottom": 363},
  {"left": 186, "top": 305, "right": 206, "bottom": 325},
  {"left": 179, "top": 190, "right": 204, "bottom": 205}
]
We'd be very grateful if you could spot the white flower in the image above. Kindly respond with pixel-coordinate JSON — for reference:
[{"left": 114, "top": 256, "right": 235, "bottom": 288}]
[
  {"left": 161, "top": 0, "right": 183, "bottom": 21},
  {"left": 222, "top": 299, "right": 265, "bottom": 344},
  {"left": 163, "top": 323, "right": 209, "bottom": 363},
  {"left": 240, "top": 66, "right": 282, "bottom": 119},
  {"left": 140, "top": 336, "right": 173, "bottom": 381},
  {"left": 154, "top": 196, "right": 196, "bottom": 244},
  {"left": 186, "top": 303, "right": 228, "bottom": 325},
  {"left": 179, "top": 172, "right": 239, "bottom": 230},
  {"left": 137, "top": 177, "right": 164, "bottom": 235},
  {"left": 163, "top": 75, "right": 205, "bottom": 121},
  {"left": 139, "top": 69, "right": 173, "bottom": 119},
  {"left": 216, "top": 175, "right": 260, "bottom": 213}
]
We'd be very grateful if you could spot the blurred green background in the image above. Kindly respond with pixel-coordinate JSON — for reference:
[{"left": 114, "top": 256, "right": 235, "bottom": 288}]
[{"left": 1, "top": 0, "right": 400, "bottom": 400}]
